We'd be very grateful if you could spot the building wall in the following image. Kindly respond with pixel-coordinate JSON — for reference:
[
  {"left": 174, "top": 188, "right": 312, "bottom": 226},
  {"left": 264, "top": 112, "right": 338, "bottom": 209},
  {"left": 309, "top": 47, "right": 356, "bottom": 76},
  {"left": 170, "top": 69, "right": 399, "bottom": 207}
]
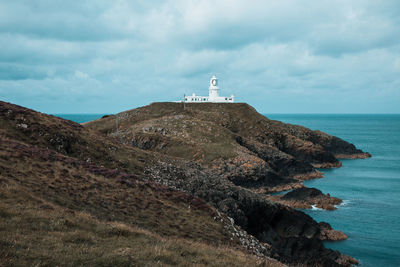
[{"left": 184, "top": 95, "right": 234, "bottom": 103}]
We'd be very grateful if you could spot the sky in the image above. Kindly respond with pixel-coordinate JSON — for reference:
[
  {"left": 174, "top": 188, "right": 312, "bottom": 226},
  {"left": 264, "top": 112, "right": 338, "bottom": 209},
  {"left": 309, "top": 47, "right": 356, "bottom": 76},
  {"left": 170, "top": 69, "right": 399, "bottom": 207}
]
[{"left": 0, "top": 0, "right": 399, "bottom": 114}]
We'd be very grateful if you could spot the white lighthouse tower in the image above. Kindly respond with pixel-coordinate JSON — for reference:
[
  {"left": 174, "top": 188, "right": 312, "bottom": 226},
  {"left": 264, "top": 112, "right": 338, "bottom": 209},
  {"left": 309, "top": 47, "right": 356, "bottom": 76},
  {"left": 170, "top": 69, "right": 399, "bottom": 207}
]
[
  {"left": 209, "top": 75, "right": 220, "bottom": 101},
  {"left": 180, "top": 75, "right": 234, "bottom": 103}
]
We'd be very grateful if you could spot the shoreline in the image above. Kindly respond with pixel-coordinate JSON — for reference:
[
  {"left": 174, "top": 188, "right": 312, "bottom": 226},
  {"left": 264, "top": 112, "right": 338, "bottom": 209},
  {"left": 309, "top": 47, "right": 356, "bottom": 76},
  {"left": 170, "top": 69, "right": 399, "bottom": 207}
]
[
  {"left": 262, "top": 155, "right": 370, "bottom": 212},
  {"left": 81, "top": 102, "right": 372, "bottom": 266}
]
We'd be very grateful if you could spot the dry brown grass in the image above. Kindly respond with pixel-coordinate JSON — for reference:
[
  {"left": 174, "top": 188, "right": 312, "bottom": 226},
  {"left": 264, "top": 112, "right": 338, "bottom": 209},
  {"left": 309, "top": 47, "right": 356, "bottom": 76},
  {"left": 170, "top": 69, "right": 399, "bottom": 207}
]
[
  {"left": 0, "top": 137, "right": 231, "bottom": 245},
  {"left": 0, "top": 110, "right": 283, "bottom": 267},
  {"left": 0, "top": 183, "right": 283, "bottom": 267}
]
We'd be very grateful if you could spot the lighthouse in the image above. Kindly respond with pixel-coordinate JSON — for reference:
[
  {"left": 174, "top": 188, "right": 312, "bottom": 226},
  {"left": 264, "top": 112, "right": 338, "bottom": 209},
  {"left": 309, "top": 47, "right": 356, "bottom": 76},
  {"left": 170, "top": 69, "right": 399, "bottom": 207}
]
[
  {"left": 181, "top": 75, "right": 235, "bottom": 103},
  {"left": 209, "top": 75, "right": 220, "bottom": 101}
]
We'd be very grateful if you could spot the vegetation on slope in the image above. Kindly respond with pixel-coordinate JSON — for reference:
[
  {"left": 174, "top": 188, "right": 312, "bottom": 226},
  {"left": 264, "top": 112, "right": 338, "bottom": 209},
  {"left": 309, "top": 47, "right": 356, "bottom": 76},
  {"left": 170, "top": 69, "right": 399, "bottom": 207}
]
[
  {"left": 0, "top": 182, "right": 280, "bottom": 267},
  {"left": 85, "top": 102, "right": 370, "bottom": 192},
  {"left": 0, "top": 101, "right": 363, "bottom": 266},
  {"left": 84, "top": 102, "right": 364, "bottom": 266},
  {"left": 0, "top": 101, "right": 282, "bottom": 266}
]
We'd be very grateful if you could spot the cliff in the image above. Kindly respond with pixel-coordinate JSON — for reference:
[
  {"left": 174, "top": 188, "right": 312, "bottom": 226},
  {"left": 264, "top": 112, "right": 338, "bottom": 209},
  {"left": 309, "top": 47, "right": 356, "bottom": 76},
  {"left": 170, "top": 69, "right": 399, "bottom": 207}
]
[
  {"left": 84, "top": 102, "right": 369, "bottom": 266},
  {"left": 86, "top": 102, "right": 370, "bottom": 192},
  {"left": 0, "top": 101, "right": 368, "bottom": 266},
  {"left": 0, "top": 101, "right": 279, "bottom": 266}
]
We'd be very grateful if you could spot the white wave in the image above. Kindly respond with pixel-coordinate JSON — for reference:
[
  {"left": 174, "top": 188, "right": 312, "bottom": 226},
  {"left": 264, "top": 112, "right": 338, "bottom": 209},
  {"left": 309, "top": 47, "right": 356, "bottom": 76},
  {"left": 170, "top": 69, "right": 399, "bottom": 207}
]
[
  {"left": 311, "top": 205, "right": 323, "bottom": 210},
  {"left": 335, "top": 200, "right": 351, "bottom": 208}
]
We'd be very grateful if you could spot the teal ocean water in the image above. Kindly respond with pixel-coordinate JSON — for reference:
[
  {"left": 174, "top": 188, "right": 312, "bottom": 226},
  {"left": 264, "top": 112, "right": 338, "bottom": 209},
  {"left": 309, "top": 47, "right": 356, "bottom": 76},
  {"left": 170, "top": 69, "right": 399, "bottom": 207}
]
[
  {"left": 267, "top": 114, "right": 400, "bottom": 267},
  {"left": 55, "top": 114, "right": 106, "bottom": 124},
  {"left": 58, "top": 113, "right": 400, "bottom": 266}
]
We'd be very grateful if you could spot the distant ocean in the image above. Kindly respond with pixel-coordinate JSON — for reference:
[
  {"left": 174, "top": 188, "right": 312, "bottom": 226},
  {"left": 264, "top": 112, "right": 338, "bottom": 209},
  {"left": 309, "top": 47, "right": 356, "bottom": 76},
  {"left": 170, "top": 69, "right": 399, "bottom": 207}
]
[
  {"left": 55, "top": 114, "right": 107, "bottom": 124},
  {"left": 57, "top": 113, "right": 400, "bottom": 266}
]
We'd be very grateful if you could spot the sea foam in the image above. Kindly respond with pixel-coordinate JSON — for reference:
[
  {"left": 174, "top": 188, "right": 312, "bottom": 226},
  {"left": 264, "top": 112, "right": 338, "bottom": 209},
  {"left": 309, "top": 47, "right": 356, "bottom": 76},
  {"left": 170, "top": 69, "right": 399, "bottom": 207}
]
[{"left": 311, "top": 205, "right": 323, "bottom": 210}]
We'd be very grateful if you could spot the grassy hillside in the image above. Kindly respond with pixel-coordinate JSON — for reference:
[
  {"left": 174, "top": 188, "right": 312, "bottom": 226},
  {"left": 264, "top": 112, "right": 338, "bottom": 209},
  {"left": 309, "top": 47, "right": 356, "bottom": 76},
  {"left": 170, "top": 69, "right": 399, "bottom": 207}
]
[
  {"left": 85, "top": 102, "right": 369, "bottom": 192},
  {"left": 0, "top": 181, "right": 282, "bottom": 266},
  {"left": 1, "top": 101, "right": 361, "bottom": 266},
  {"left": 0, "top": 101, "right": 282, "bottom": 267},
  {"left": 83, "top": 102, "right": 364, "bottom": 266}
]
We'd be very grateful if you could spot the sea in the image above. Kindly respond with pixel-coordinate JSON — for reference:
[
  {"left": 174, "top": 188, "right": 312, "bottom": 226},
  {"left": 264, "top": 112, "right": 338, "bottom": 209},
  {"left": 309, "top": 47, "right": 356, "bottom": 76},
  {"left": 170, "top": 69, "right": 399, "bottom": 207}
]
[
  {"left": 266, "top": 114, "right": 400, "bottom": 267},
  {"left": 57, "top": 113, "right": 400, "bottom": 267},
  {"left": 55, "top": 114, "right": 107, "bottom": 124}
]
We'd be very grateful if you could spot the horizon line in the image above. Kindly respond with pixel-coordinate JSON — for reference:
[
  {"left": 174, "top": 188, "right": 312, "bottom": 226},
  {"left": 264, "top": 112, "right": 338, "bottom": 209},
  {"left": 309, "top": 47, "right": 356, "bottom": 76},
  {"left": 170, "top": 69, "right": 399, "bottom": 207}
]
[{"left": 52, "top": 112, "right": 400, "bottom": 115}]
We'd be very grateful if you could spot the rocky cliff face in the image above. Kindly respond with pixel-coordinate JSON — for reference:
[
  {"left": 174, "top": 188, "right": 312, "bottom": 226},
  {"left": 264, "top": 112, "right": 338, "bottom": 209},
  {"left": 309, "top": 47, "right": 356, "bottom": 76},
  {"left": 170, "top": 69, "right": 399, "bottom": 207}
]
[
  {"left": 144, "top": 160, "right": 355, "bottom": 266},
  {"left": 86, "top": 102, "right": 370, "bottom": 192},
  {"left": 83, "top": 102, "right": 370, "bottom": 266},
  {"left": 0, "top": 100, "right": 368, "bottom": 267},
  {"left": 1, "top": 101, "right": 285, "bottom": 266},
  {"left": 268, "top": 187, "right": 343, "bottom": 211}
]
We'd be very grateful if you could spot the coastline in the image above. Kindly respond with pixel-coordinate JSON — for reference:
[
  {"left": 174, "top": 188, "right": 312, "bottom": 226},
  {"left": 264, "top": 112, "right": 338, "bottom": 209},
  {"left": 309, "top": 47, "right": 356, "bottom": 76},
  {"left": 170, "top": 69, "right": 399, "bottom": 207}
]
[
  {"left": 82, "top": 102, "right": 371, "bottom": 266},
  {"left": 56, "top": 112, "right": 399, "bottom": 266},
  {"left": 0, "top": 102, "right": 373, "bottom": 267}
]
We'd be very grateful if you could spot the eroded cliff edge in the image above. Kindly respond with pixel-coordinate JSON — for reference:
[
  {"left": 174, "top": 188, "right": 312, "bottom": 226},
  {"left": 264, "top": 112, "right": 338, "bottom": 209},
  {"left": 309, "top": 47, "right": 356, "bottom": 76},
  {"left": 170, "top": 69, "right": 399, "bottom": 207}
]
[
  {"left": 83, "top": 102, "right": 370, "bottom": 266},
  {"left": 0, "top": 100, "right": 368, "bottom": 267},
  {"left": 1, "top": 101, "right": 285, "bottom": 266},
  {"left": 86, "top": 102, "right": 370, "bottom": 193}
]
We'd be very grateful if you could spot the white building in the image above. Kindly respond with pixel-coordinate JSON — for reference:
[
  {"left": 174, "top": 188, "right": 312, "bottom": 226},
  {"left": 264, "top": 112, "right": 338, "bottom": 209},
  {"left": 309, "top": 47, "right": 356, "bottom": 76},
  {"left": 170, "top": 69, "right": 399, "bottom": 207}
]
[{"left": 182, "top": 75, "right": 234, "bottom": 103}]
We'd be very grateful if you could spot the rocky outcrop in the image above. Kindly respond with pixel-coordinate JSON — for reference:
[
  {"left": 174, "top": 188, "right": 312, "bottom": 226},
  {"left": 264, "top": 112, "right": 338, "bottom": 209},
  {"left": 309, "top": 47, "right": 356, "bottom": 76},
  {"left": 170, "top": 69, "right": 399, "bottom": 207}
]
[
  {"left": 318, "top": 222, "right": 348, "bottom": 241},
  {"left": 234, "top": 135, "right": 320, "bottom": 180},
  {"left": 2, "top": 100, "right": 365, "bottom": 266},
  {"left": 81, "top": 102, "right": 371, "bottom": 266},
  {"left": 144, "top": 160, "right": 356, "bottom": 266},
  {"left": 85, "top": 102, "right": 370, "bottom": 193},
  {"left": 267, "top": 187, "right": 343, "bottom": 211}
]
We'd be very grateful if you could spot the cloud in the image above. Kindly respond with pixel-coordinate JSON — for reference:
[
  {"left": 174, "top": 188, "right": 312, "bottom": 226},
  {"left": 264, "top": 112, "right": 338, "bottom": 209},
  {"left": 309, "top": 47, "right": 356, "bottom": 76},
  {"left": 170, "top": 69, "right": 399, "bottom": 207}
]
[{"left": 0, "top": 0, "right": 399, "bottom": 113}]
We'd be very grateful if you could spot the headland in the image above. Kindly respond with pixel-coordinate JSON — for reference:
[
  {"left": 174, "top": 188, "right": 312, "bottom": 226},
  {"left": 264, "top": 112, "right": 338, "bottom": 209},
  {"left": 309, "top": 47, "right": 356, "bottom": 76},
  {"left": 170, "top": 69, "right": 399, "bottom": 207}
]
[{"left": 1, "top": 100, "right": 370, "bottom": 266}]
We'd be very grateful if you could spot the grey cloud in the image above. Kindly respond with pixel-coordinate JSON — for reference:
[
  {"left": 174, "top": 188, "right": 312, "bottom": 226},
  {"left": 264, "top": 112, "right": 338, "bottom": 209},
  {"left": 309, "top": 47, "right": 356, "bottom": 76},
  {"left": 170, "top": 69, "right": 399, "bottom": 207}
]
[
  {"left": 0, "top": 1, "right": 126, "bottom": 41},
  {"left": 0, "top": 0, "right": 399, "bottom": 113},
  {"left": 0, "top": 63, "right": 47, "bottom": 80}
]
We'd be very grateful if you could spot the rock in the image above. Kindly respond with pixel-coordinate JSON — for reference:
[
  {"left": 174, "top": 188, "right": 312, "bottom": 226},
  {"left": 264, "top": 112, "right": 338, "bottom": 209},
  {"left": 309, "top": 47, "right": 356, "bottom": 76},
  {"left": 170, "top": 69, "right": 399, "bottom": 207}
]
[
  {"left": 17, "top": 123, "right": 28, "bottom": 129},
  {"left": 82, "top": 102, "right": 368, "bottom": 266},
  {"left": 282, "top": 187, "right": 324, "bottom": 200},
  {"left": 85, "top": 102, "right": 371, "bottom": 193},
  {"left": 267, "top": 187, "right": 343, "bottom": 211},
  {"left": 318, "top": 222, "right": 348, "bottom": 241},
  {"left": 144, "top": 160, "right": 355, "bottom": 266}
]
